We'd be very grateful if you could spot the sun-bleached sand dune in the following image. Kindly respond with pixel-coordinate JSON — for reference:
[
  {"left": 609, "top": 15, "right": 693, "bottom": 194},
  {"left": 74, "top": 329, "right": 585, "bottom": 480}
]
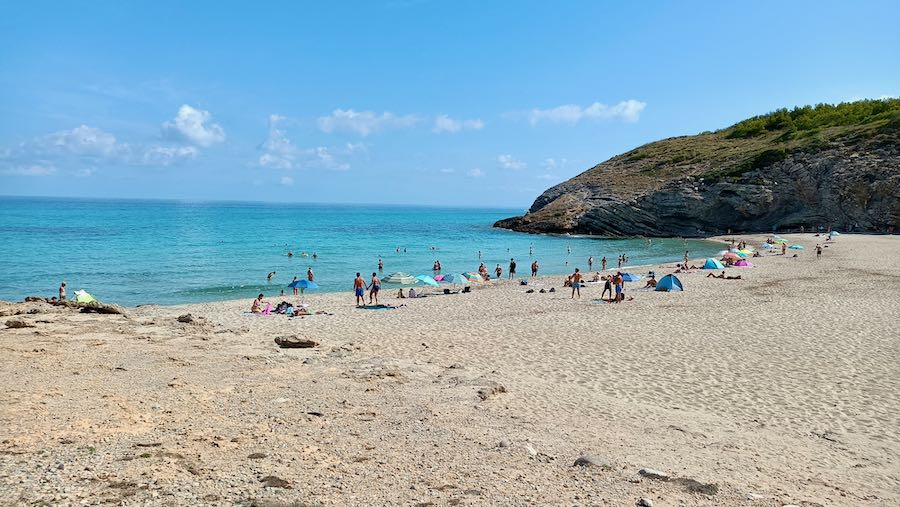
[{"left": 1, "top": 234, "right": 898, "bottom": 506}]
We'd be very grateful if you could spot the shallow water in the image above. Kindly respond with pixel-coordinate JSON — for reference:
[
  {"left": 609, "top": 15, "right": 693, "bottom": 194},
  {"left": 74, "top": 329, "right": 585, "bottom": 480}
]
[{"left": 0, "top": 197, "right": 722, "bottom": 306}]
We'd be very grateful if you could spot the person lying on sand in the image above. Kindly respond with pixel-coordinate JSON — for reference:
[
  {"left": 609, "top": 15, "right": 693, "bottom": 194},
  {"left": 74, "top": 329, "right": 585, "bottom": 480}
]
[{"left": 707, "top": 271, "right": 742, "bottom": 280}]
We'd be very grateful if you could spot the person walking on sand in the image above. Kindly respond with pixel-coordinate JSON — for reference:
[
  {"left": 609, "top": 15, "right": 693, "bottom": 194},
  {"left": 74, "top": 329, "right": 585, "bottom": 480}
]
[
  {"left": 531, "top": 260, "right": 539, "bottom": 277},
  {"left": 613, "top": 272, "right": 624, "bottom": 303},
  {"left": 59, "top": 281, "right": 67, "bottom": 301},
  {"left": 307, "top": 267, "right": 315, "bottom": 282},
  {"left": 291, "top": 276, "right": 299, "bottom": 296},
  {"left": 353, "top": 273, "right": 366, "bottom": 307},
  {"left": 601, "top": 256, "right": 607, "bottom": 271},
  {"left": 570, "top": 268, "right": 583, "bottom": 299},
  {"left": 508, "top": 258, "right": 517, "bottom": 279},
  {"left": 368, "top": 272, "right": 381, "bottom": 305},
  {"left": 495, "top": 264, "right": 503, "bottom": 279},
  {"left": 588, "top": 256, "right": 593, "bottom": 271}
]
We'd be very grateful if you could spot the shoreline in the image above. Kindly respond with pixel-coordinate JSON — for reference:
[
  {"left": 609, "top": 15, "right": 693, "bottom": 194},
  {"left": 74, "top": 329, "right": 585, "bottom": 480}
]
[{"left": 2, "top": 232, "right": 897, "bottom": 506}]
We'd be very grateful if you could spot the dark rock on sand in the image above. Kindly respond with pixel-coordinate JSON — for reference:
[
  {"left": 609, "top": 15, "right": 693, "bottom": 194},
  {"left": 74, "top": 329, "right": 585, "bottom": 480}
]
[
  {"left": 260, "top": 475, "right": 291, "bottom": 488},
  {"left": 5, "top": 319, "right": 33, "bottom": 329},
  {"left": 477, "top": 382, "right": 507, "bottom": 401},
  {"left": 638, "top": 468, "right": 669, "bottom": 481},
  {"left": 177, "top": 314, "right": 195, "bottom": 323},
  {"left": 79, "top": 302, "right": 127, "bottom": 315},
  {"left": 573, "top": 455, "right": 611, "bottom": 469},
  {"left": 247, "top": 452, "right": 267, "bottom": 459},
  {"left": 275, "top": 336, "right": 319, "bottom": 348}
]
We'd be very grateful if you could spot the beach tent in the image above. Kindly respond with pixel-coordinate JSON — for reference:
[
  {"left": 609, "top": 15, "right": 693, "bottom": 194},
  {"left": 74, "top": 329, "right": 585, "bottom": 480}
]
[
  {"left": 788, "top": 244, "right": 804, "bottom": 250},
  {"left": 381, "top": 272, "right": 417, "bottom": 286},
  {"left": 621, "top": 273, "right": 641, "bottom": 282},
  {"left": 734, "top": 259, "right": 753, "bottom": 267},
  {"left": 761, "top": 243, "right": 774, "bottom": 249},
  {"left": 655, "top": 274, "right": 684, "bottom": 292},
  {"left": 830, "top": 231, "right": 841, "bottom": 236},
  {"left": 73, "top": 290, "right": 96, "bottom": 304},
  {"left": 703, "top": 258, "right": 726, "bottom": 269}
]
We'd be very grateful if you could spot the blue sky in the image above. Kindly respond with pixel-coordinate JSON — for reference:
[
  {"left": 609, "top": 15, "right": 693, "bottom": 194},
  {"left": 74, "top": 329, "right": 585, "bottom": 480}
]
[{"left": 1, "top": 1, "right": 898, "bottom": 208}]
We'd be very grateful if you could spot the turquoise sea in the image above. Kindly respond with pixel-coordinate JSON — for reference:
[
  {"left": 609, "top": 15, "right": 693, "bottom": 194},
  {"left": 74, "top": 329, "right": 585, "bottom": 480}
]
[{"left": 0, "top": 197, "right": 723, "bottom": 306}]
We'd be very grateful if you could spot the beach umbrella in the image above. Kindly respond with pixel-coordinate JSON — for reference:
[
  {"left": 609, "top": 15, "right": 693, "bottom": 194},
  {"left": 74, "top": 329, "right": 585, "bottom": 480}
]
[
  {"left": 415, "top": 275, "right": 440, "bottom": 287},
  {"left": 463, "top": 272, "right": 482, "bottom": 282},
  {"left": 761, "top": 243, "right": 774, "bottom": 249},
  {"left": 433, "top": 274, "right": 445, "bottom": 282},
  {"left": 830, "top": 231, "right": 841, "bottom": 236},
  {"left": 620, "top": 273, "right": 641, "bottom": 282},
  {"left": 734, "top": 259, "right": 753, "bottom": 267},
  {"left": 381, "top": 272, "right": 418, "bottom": 286},
  {"left": 74, "top": 289, "right": 96, "bottom": 304},
  {"left": 788, "top": 245, "right": 804, "bottom": 250},
  {"left": 441, "top": 274, "right": 469, "bottom": 285},
  {"left": 288, "top": 279, "right": 318, "bottom": 303},
  {"left": 738, "top": 249, "right": 753, "bottom": 255},
  {"left": 722, "top": 252, "right": 741, "bottom": 260}
]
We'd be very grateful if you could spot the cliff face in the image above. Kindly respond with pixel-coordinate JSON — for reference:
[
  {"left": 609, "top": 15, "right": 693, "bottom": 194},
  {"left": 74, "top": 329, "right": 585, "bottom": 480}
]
[{"left": 496, "top": 102, "right": 900, "bottom": 236}]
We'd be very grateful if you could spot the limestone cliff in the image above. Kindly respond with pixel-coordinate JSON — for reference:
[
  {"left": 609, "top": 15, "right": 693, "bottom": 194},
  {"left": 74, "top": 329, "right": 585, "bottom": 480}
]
[{"left": 496, "top": 100, "right": 900, "bottom": 236}]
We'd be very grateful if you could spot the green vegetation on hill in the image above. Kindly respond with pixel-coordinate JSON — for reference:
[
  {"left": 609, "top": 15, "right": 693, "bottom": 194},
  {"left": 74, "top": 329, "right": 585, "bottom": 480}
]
[{"left": 612, "top": 98, "right": 900, "bottom": 187}]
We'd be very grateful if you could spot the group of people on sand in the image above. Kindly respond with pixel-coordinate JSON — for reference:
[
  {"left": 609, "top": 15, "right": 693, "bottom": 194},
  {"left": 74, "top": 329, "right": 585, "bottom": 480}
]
[{"left": 353, "top": 272, "right": 381, "bottom": 307}]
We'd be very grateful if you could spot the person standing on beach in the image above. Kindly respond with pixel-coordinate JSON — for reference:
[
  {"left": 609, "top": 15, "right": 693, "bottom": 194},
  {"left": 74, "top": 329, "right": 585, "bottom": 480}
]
[
  {"left": 353, "top": 273, "right": 367, "bottom": 307},
  {"left": 570, "top": 268, "right": 583, "bottom": 299},
  {"left": 368, "top": 272, "right": 381, "bottom": 305},
  {"left": 684, "top": 250, "right": 689, "bottom": 266},
  {"left": 291, "top": 277, "right": 299, "bottom": 296},
  {"left": 601, "top": 256, "right": 607, "bottom": 271},
  {"left": 531, "top": 260, "right": 539, "bottom": 277},
  {"left": 307, "top": 267, "right": 315, "bottom": 282},
  {"left": 588, "top": 256, "right": 593, "bottom": 271},
  {"left": 495, "top": 264, "right": 503, "bottom": 279},
  {"left": 508, "top": 258, "right": 517, "bottom": 279},
  {"left": 612, "top": 272, "right": 624, "bottom": 302},
  {"left": 816, "top": 244, "right": 822, "bottom": 259},
  {"left": 59, "top": 281, "right": 66, "bottom": 301},
  {"left": 601, "top": 275, "right": 612, "bottom": 302},
  {"left": 781, "top": 243, "right": 787, "bottom": 255}
]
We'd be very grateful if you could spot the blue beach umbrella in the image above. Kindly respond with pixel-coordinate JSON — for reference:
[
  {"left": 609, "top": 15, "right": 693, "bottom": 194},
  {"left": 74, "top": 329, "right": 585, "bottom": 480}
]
[
  {"left": 441, "top": 274, "right": 469, "bottom": 285},
  {"left": 288, "top": 279, "right": 319, "bottom": 290},
  {"left": 788, "top": 245, "right": 804, "bottom": 250},
  {"left": 415, "top": 275, "right": 440, "bottom": 287}
]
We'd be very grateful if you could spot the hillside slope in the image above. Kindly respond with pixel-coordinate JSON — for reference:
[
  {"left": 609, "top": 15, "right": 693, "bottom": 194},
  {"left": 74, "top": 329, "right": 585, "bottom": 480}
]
[{"left": 495, "top": 99, "right": 900, "bottom": 236}]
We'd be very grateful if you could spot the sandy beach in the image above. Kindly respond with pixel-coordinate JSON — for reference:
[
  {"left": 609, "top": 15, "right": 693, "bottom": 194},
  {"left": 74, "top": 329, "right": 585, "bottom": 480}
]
[{"left": 1, "top": 233, "right": 898, "bottom": 506}]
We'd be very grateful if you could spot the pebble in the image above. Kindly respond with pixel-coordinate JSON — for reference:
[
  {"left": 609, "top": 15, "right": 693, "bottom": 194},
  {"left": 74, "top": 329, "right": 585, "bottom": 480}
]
[
  {"left": 498, "top": 440, "right": 510, "bottom": 448},
  {"left": 524, "top": 444, "right": 538, "bottom": 456},
  {"left": 638, "top": 468, "right": 669, "bottom": 481},
  {"left": 637, "top": 498, "right": 653, "bottom": 507},
  {"left": 573, "top": 455, "right": 610, "bottom": 468}
]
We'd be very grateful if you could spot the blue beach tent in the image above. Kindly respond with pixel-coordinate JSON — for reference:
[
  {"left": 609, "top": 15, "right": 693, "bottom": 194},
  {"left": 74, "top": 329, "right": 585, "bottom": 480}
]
[
  {"left": 703, "top": 258, "right": 725, "bottom": 269},
  {"left": 621, "top": 273, "right": 641, "bottom": 282},
  {"left": 655, "top": 274, "right": 684, "bottom": 292}
]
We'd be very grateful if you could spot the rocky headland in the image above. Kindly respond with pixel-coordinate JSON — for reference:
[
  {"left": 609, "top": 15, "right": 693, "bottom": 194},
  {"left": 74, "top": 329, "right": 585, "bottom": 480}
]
[{"left": 496, "top": 99, "right": 900, "bottom": 236}]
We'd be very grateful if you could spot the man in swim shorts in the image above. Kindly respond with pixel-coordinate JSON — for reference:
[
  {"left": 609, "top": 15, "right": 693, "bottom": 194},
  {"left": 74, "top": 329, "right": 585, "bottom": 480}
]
[
  {"left": 353, "top": 273, "right": 366, "bottom": 307},
  {"left": 570, "top": 268, "right": 583, "bottom": 299},
  {"left": 368, "top": 272, "right": 381, "bottom": 305},
  {"left": 508, "top": 258, "right": 516, "bottom": 279}
]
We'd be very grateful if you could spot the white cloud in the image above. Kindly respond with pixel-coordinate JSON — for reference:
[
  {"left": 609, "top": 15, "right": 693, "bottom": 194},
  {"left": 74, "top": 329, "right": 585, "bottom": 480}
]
[
  {"left": 467, "top": 168, "right": 484, "bottom": 178},
  {"left": 0, "top": 164, "right": 57, "bottom": 176},
  {"left": 142, "top": 145, "right": 199, "bottom": 166},
  {"left": 527, "top": 99, "right": 646, "bottom": 125},
  {"left": 433, "top": 115, "right": 484, "bottom": 133},
  {"left": 317, "top": 109, "right": 419, "bottom": 136},
  {"left": 497, "top": 154, "right": 526, "bottom": 170},
  {"left": 161, "top": 104, "right": 226, "bottom": 146},
  {"left": 48, "top": 125, "right": 121, "bottom": 157},
  {"left": 536, "top": 173, "right": 558, "bottom": 181},
  {"left": 258, "top": 115, "right": 298, "bottom": 169},
  {"left": 439, "top": 168, "right": 455, "bottom": 174},
  {"left": 280, "top": 176, "right": 295, "bottom": 186}
]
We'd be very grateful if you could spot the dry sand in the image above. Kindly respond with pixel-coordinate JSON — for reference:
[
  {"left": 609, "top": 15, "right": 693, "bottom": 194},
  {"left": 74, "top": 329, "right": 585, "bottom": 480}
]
[{"left": 1, "top": 233, "right": 898, "bottom": 506}]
